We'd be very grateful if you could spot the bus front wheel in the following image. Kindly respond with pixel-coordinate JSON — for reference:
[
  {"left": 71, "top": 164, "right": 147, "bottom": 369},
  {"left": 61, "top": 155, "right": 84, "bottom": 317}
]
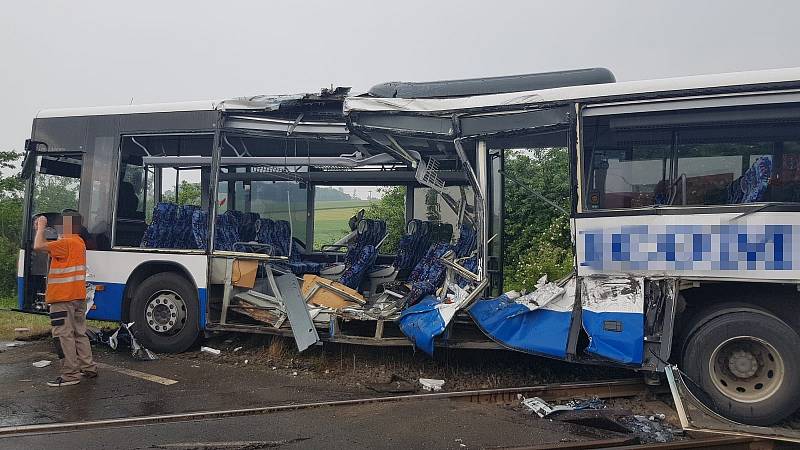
[
  {"left": 682, "top": 310, "right": 800, "bottom": 426},
  {"left": 130, "top": 272, "right": 200, "bottom": 353}
]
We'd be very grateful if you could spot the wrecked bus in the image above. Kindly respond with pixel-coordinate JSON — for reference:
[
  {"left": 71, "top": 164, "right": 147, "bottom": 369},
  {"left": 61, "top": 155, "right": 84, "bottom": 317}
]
[{"left": 16, "top": 67, "right": 800, "bottom": 426}]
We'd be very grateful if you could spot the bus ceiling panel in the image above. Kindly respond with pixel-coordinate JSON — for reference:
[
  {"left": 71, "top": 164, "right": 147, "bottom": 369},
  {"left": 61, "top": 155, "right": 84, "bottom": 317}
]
[
  {"left": 351, "top": 113, "right": 454, "bottom": 138},
  {"left": 582, "top": 90, "right": 800, "bottom": 117},
  {"left": 218, "top": 169, "right": 468, "bottom": 185},
  {"left": 459, "top": 106, "right": 572, "bottom": 138},
  {"left": 224, "top": 115, "right": 350, "bottom": 137},
  {"left": 141, "top": 153, "right": 409, "bottom": 168},
  {"left": 484, "top": 129, "right": 570, "bottom": 150}
]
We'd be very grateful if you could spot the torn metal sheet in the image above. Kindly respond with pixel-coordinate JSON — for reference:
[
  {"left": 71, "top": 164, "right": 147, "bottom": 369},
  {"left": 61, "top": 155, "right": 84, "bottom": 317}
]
[
  {"left": 274, "top": 274, "right": 320, "bottom": 352},
  {"left": 469, "top": 278, "right": 576, "bottom": 359},
  {"left": 581, "top": 276, "right": 645, "bottom": 365},
  {"left": 665, "top": 366, "right": 800, "bottom": 443}
]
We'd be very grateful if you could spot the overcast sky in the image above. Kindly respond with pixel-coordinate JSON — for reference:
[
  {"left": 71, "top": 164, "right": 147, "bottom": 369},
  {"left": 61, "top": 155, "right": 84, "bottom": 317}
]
[{"left": 2, "top": 0, "right": 799, "bottom": 157}]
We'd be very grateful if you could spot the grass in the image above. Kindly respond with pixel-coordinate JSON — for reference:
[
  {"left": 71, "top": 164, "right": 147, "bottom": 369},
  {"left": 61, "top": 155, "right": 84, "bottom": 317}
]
[
  {"left": 313, "top": 200, "right": 371, "bottom": 249},
  {"left": 0, "top": 296, "right": 108, "bottom": 341}
]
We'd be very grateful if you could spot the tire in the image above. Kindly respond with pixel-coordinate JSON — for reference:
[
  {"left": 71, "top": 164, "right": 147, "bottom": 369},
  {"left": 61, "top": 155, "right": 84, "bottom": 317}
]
[
  {"left": 130, "top": 272, "right": 200, "bottom": 353},
  {"left": 682, "top": 310, "right": 800, "bottom": 425}
]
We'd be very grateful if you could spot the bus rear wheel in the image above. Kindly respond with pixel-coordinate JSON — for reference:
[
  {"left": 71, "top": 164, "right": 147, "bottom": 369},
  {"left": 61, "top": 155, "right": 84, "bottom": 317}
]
[
  {"left": 682, "top": 310, "right": 800, "bottom": 425},
  {"left": 130, "top": 272, "right": 199, "bottom": 353}
]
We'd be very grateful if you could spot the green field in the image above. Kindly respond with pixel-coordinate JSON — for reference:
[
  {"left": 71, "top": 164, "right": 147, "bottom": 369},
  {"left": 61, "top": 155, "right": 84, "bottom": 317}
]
[{"left": 313, "top": 200, "right": 371, "bottom": 249}]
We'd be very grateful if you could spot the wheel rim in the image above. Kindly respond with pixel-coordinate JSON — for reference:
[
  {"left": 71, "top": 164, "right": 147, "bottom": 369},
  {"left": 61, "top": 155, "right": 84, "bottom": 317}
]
[
  {"left": 708, "top": 336, "right": 785, "bottom": 403},
  {"left": 144, "top": 290, "right": 187, "bottom": 335}
]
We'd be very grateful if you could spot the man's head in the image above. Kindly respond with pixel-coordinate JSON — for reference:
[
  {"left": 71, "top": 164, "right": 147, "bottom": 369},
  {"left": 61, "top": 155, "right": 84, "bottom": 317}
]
[{"left": 58, "top": 212, "right": 82, "bottom": 236}]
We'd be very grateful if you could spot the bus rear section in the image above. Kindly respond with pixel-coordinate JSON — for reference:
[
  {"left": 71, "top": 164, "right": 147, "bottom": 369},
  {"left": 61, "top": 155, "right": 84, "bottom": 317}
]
[{"left": 345, "top": 68, "right": 800, "bottom": 426}]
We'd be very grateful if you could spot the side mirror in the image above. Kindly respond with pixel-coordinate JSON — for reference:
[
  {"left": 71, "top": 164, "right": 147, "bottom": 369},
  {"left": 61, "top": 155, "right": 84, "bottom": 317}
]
[{"left": 20, "top": 139, "right": 47, "bottom": 180}]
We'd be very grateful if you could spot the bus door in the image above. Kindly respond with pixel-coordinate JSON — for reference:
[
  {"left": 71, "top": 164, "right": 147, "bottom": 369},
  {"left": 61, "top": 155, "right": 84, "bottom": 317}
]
[{"left": 20, "top": 146, "right": 84, "bottom": 312}]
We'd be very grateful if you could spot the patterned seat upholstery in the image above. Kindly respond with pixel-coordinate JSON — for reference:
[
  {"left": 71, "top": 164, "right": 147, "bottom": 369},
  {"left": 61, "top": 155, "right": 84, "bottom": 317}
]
[
  {"left": 728, "top": 156, "right": 772, "bottom": 204},
  {"left": 239, "top": 212, "right": 260, "bottom": 243},
  {"left": 344, "top": 219, "right": 386, "bottom": 267},
  {"left": 339, "top": 245, "right": 378, "bottom": 289},
  {"left": 399, "top": 242, "right": 452, "bottom": 307},
  {"left": 393, "top": 220, "right": 434, "bottom": 278},
  {"left": 175, "top": 205, "right": 200, "bottom": 249},
  {"left": 214, "top": 210, "right": 241, "bottom": 251},
  {"left": 141, "top": 202, "right": 179, "bottom": 248},
  {"left": 253, "top": 218, "right": 321, "bottom": 275},
  {"left": 191, "top": 210, "right": 209, "bottom": 249},
  {"left": 452, "top": 223, "right": 477, "bottom": 258}
]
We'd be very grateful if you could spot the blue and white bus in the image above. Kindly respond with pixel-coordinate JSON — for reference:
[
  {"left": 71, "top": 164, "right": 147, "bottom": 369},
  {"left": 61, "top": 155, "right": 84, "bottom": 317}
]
[{"left": 18, "top": 67, "right": 800, "bottom": 426}]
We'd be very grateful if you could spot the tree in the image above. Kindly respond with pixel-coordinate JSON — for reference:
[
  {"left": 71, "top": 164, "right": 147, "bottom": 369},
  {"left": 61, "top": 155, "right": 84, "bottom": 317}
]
[
  {"left": 365, "top": 186, "right": 405, "bottom": 254},
  {"left": 163, "top": 181, "right": 202, "bottom": 205},
  {"left": 503, "top": 148, "right": 574, "bottom": 291},
  {"left": 0, "top": 151, "right": 24, "bottom": 296}
]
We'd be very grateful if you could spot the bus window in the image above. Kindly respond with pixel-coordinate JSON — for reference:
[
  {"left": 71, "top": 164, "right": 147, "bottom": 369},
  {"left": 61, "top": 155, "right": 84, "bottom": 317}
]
[
  {"left": 34, "top": 155, "right": 82, "bottom": 215},
  {"left": 413, "top": 185, "right": 473, "bottom": 242},
  {"left": 582, "top": 103, "right": 800, "bottom": 209},
  {"left": 312, "top": 185, "right": 395, "bottom": 252},
  {"left": 215, "top": 172, "right": 308, "bottom": 252},
  {"left": 114, "top": 135, "right": 212, "bottom": 249}
]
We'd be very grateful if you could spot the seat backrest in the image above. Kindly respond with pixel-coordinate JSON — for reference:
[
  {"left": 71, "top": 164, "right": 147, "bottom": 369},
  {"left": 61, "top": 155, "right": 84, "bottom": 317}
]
[
  {"left": 215, "top": 210, "right": 241, "bottom": 251},
  {"left": 452, "top": 223, "right": 477, "bottom": 258},
  {"left": 272, "top": 220, "right": 293, "bottom": 258},
  {"left": 728, "top": 156, "right": 772, "bottom": 204},
  {"left": 175, "top": 205, "right": 200, "bottom": 249},
  {"left": 191, "top": 210, "right": 209, "bottom": 249},
  {"left": 344, "top": 219, "right": 387, "bottom": 266},
  {"left": 339, "top": 245, "right": 378, "bottom": 289},
  {"left": 407, "top": 241, "right": 452, "bottom": 285},
  {"left": 239, "top": 212, "right": 260, "bottom": 243},
  {"left": 394, "top": 219, "right": 434, "bottom": 274},
  {"left": 141, "top": 202, "right": 178, "bottom": 248}
]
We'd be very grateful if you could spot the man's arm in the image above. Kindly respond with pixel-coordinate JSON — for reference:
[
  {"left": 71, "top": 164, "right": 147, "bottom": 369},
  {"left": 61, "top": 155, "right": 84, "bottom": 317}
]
[{"left": 32, "top": 216, "right": 49, "bottom": 253}]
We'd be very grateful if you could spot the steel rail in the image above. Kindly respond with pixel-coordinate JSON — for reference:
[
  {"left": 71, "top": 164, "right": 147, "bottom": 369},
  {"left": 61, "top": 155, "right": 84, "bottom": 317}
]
[
  {"left": 502, "top": 435, "right": 767, "bottom": 450},
  {"left": 0, "top": 378, "right": 647, "bottom": 438}
]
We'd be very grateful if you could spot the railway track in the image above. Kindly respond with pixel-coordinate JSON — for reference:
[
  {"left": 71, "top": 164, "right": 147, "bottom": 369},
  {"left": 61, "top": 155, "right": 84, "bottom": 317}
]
[
  {"left": 0, "top": 378, "right": 648, "bottom": 437},
  {"left": 0, "top": 377, "right": 777, "bottom": 449}
]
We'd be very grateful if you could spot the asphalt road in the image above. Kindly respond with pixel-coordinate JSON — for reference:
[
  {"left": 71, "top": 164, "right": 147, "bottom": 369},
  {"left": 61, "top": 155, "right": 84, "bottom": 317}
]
[{"left": 0, "top": 341, "right": 617, "bottom": 449}]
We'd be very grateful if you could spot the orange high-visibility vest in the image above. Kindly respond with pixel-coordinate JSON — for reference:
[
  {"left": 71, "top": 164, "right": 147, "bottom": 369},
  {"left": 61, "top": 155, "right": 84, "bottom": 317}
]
[{"left": 45, "top": 235, "right": 87, "bottom": 303}]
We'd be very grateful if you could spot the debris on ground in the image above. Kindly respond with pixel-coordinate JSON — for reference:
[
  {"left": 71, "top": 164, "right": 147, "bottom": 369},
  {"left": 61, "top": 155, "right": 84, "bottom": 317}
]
[
  {"left": 367, "top": 374, "right": 417, "bottom": 393},
  {"left": 619, "top": 413, "right": 680, "bottom": 443},
  {"left": 5, "top": 342, "right": 21, "bottom": 348},
  {"left": 86, "top": 322, "right": 158, "bottom": 361},
  {"left": 201, "top": 346, "right": 222, "bottom": 356},
  {"left": 419, "top": 378, "right": 445, "bottom": 392},
  {"left": 233, "top": 346, "right": 243, "bottom": 352},
  {"left": 14, "top": 327, "right": 31, "bottom": 340},
  {"left": 520, "top": 397, "right": 573, "bottom": 417},
  {"left": 32, "top": 360, "right": 52, "bottom": 368}
]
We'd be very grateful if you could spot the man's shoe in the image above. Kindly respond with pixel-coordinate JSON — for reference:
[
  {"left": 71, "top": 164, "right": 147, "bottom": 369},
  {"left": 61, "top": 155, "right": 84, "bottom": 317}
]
[
  {"left": 81, "top": 370, "right": 98, "bottom": 378},
  {"left": 47, "top": 376, "right": 80, "bottom": 387}
]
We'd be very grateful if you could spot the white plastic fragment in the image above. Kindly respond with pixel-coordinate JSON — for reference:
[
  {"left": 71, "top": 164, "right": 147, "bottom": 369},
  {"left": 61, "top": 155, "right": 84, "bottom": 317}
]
[
  {"left": 32, "top": 360, "right": 52, "bottom": 368},
  {"left": 233, "top": 346, "right": 243, "bottom": 352},
  {"left": 201, "top": 346, "right": 221, "bottom": 356},
  {"left": 521, "top": 397, "right": 553, "bottom": 417},
  {"left": 419, "top": 378, "right": 445, "bottom": 392},
  {"left": 5, "top": 342, "right": 20, "bottom": 348}
]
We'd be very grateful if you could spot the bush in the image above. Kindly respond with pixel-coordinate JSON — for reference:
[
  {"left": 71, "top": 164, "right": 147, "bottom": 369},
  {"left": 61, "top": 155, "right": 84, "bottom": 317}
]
[
  {"left": 503, "top": 148, "right": 573, "bottom": 291},
  {"left": 365, "top": 186, "right": 406, "bottom": 254},
  {"left": 504, "top": 215, "right": 574, "bottom": 291}
]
